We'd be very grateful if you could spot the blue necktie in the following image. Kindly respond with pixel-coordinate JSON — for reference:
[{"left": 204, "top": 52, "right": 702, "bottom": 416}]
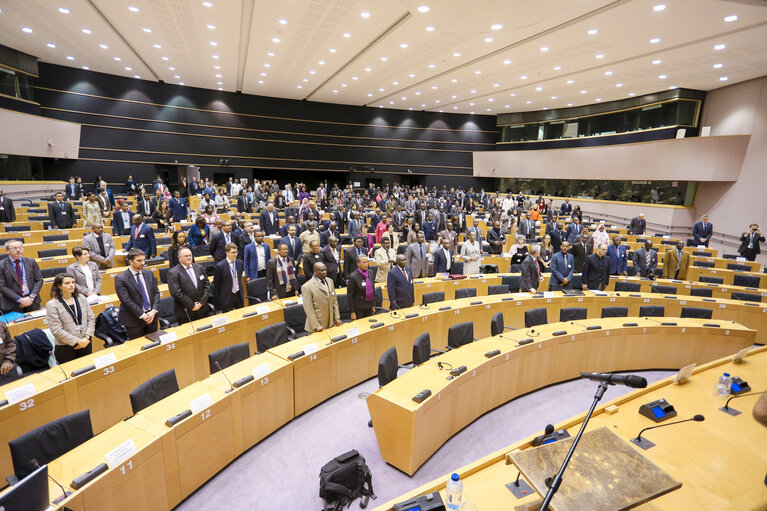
[
  {"left": 419, "top": 244, "right": 423, "bottom": 259},
  {"left": 135, "top": 272, "right": 151, "bottom": 310}
]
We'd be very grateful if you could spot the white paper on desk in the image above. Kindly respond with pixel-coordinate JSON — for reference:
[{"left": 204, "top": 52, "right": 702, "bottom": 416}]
[
  {"left": 346, "top": 326, "right": 360, "bottom": 337},
  {"left": 26, "top": 309, "right": 47, "bottom": 318},
  {"left": 591, "top": 290, "right": 608, "bottom": 296},
  {"left": 543, "top": 291, "right": 554, "bottom": 298},
  {"left": 513, "top": 293, "right": 529, "bottom": 299},
  {"left": 189, "top": 393, "right": 213, "bottom": 414},
  {"left": 736, "top": 257, "right": 746, "bottom": 262},
  {"left": 159, "top": 332, "right": 177, "bottom": 345},
  {"left": 5, "top": 382, "right": 36, "bottom": 405},
  {"left": 104, "top": 438, "right": 137, "bottom": 467},
  {"left": 662, "top": 235, "right": 670, "bottom": 240},
  {"left": 697, "top": 245, "right": 706, "bottom": 249},
  {"left": 256, "top": 304, "right": 270, "bottom": 315},
  {"left": 87, "top": 294, "right": 102, "bottom": 305},
  {"left": 252, "top": 363, "right": 270, "bottom": 380},
  {"left": 94, "top": 352, "right": 118, "bottom": 369},
  {"left": 212, "top": 316, "right": 228, "bottom": 327},
  {"left": 302, "top": 342, "right": 318, "bottom": 355}
]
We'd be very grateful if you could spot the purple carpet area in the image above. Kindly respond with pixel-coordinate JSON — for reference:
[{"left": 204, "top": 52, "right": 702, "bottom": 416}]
[{"left": 174, "top": 370, "right": 673, "bottom": 510}]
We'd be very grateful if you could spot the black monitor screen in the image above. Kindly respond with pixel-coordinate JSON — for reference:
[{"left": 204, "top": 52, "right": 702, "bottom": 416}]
[{"left": 0, "top": 464, "right": 50, "bottom": 511}]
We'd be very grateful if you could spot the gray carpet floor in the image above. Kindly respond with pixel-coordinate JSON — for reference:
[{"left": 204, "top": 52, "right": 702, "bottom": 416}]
[{"left": 174, "top": 370, "right": 673, "bottom": 510}]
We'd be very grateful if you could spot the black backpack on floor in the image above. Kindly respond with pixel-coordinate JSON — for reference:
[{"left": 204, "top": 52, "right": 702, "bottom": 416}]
[{"left": 319, "top": 450, "right": 375, "bottom": 511}]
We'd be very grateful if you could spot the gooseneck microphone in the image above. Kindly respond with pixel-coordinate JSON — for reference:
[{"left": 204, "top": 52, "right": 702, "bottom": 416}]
[
  {"left": 32, "top": 459, "right": 70, "bottom": 502},
  {"left": 51, "top": 353, "right": 69, "bottom": 381},
  {"left": 634, "top": 414, "right": 705, "bottom": 442},
  {"left": 723, "top": 390, "right": 766, "bottom": 411},
  {"left": 214, "top": 361, "right": 234, "bottom": 393},
  {"left": 580, "top": 372, "right": 647, "bottom": 388},
  {"left": 184, "top": 308, "right": 196, "bottom": 335}
]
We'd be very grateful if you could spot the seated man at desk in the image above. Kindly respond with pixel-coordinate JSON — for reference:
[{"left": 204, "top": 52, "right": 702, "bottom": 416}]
[
  {"left": 302, "top": 262, "right": 341, "bottom": 332},
  {"left": 347, "top": 255, "right": 375, "bottom": 320},
  {"left": 0, "top": 239, "right": 43, "bottom": 314},
  {"left": 168, "top": 246, "right": 211, "bottom": 324},
  {"left": 115, "top": 249, "right": 161, "bottom": 339}
]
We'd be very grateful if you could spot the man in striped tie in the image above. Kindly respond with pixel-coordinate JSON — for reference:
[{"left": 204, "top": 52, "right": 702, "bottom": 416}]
[{"left": 115, "top": 249, "right": 161, "bottom": 339}]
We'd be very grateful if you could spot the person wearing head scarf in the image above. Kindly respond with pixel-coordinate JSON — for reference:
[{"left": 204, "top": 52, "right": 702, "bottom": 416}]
[{"left": 592, "top": 223, "right": 610, "bottom": 249}]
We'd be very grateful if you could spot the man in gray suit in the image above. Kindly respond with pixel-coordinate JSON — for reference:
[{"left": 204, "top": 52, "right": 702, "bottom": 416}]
[
  {"left": 301, "top": 262, "right": 341, "bottom": 332},
  {"left": 633, "top": 239, "right": 658, "bottom": 278},
  {"left": 520, "top": 245, "right": 542, "bottom": 293},
  {"left": 405, "top": 231, "right": 429, "bottom": 278},
  {"left": 518, "top": 212, "right": 536, "bottom": 240},
  {"left": 0, "top": 240, "right": 43, "bottom": 313},
  {"left": 83, "top": 223, "right": 116, "bottom": 269},
  {"left": 167, "top": 247, "right": 211, "bottom": 324}
]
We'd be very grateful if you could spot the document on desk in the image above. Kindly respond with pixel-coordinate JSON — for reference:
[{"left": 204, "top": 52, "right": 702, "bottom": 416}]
[
  {"left": 105, "top": 438, "right": 138, "bottom": 467},
  {"left": 94, "top": 352, "right": 118, "bottom": 369},
  {"left": 592, "top": 290, "right": 608, "bottom": 296},
  {"left": 5, "top": 382, "right": 36, "bottom": 405},
  {"left": 252, "top": 363, "right": 270, "bottom": 380},
  {"left": 190, "top": 393, "right": 213, "bottom": 414}
]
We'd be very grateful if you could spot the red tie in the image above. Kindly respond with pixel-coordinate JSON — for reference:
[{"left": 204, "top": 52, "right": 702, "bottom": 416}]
[
  {"left": 134, "top": 226, "right": 140, "bottom": 239},
  {"left": 14, "top": 259, "right": 23, "bottom": 289}
]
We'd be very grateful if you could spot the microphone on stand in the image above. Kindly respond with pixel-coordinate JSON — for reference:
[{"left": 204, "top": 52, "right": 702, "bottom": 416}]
[
  {"left": 32, "top": 459, "right": 70, "bottom": 503},
  {"left": 722, "top": 390, "right": 766, "bottom": 412},
  {"left": 50, "top": 352, "right": 69, "bottom": 382},
  {"left": 214, "top": 361, "right": 235, "bottom": 393},
  {"left": 580, "top": 372, "right": 647, "bottom": 388},
  {"left": 633, "top": 414, "right": 705, "bottom": 442},
  {"left": 184, "top": 308, "right": 196, "bottom": 335}
]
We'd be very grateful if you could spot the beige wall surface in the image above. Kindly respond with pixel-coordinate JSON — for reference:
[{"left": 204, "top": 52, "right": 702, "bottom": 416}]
[{"left": 0, "top": 108, "right": 81, "bottom": 159}]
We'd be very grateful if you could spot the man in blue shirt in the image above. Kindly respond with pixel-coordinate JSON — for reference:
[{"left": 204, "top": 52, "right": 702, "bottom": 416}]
[
  {"left": 549, "top": 241, "right": 574, "bottom": 291},
  {"left": 606, "top": 236, "right": 628, "bottom": 276}
]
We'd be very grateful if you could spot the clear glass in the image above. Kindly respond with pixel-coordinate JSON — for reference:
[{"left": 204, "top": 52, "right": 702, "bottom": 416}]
[{"left": 0, "top": 67, "right": 15, "bottom": 97}]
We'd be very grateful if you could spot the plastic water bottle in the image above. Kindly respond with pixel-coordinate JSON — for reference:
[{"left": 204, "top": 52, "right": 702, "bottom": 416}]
[
  {"left": 715, "top": 372, "right": 732, "bottom": 398},
  {"left": 445, "top": 473, "right": 463, "bottom": 511}
]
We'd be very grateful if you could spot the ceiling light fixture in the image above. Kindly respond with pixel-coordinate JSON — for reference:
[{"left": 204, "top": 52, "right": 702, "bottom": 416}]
[
  {"left": 310, "top": 70, "right": 316, "bottom": 74},
  {"left": 128, "top": 6, "right": 139, "bottom": 12},
  {"left": 474, "top": 69, "right": 481, "bottom": 74},
  {"left": 343, "top": 32, "right": 351, "bottom": 38},
  {"left": 113, "top": 56, "right": 121, "bottom": 61},
  {"left": 453, "top": 52, "right": 460, "bottom": 57},
  {"left": 540, "top": 46, "right": 549, "bottom": 52},
  {"left": 22, "top": 27, "right": 33, "bottom": 33},
  {"left": 409, "top": 73, "right": 415, "bottom": 78},
  {"left": 554, "top": 66, "right": 561, "bottom": 70},
  {"left": 536, "top": 86, "right": 542, "bottom": 91},
  {"left": 162, "top": 56, "right": 169, "bottom": 60},
  {"left": 658, "top": 74, "right": 667, "bottom": 79},
  {"left": 279, "top": 19, "right": 287, "bottom": 25},
  {"left": 364, "top": 67, "right": 371, "bottom": 71},
  {"left": 169, "top": 67, "right": 175, "bottom": 70},
  {"left": 153, "top": 44, "right": 161, "bottom": 48},
  {"left": 207, "top": 24, "right": 215, "bottom": 29},
  {"left": 652, "top": 59, "right": 661, "bottom": 64},
  {"left": 143, "top": 27, "right": 152, "bottom": 33},
  {"left": 595, "top": 98, "right": 602, "bottom": 102},
  {"left": 66, "top": 55, "right": 74, "bottom": 60},
  {"left": 361, "top": 11, "right": 370, "bottom": 18},
  {"left": 503, "top": 59, "right": 511, "bottom": 65},
  {"left": 82, "top": 28, "right": 92, "bottom": 34},
  {"left": 210, "top": 41, "right": 218, "bottom": 46},
  {"left": 58, "top": 7, "right": 70, "bottom": 14},
  {"left": 318, "top": 60, "right": 325, "bottom": 65},
  {"left": 484, "top": 37, "right": 493, "bottom": 42},
  {"left": 417, "top": 6, "right": 430, "bottom": 13},
  {"left": 714, "top": 43, "right": 726, "bottom": 50},
  {"left": 47, "top": 43, "right": 56, "bottom": 48},
  {"left": 352, "top": 76, "right": 358, "bottom": 80},
  {"left": 719, "top": 76, "right": 728, "bottom": 81},
  {"left": 380, "top": 56, "right": 387, "bottom": 61},
  {"left": 428, "top": 63, "right": 435, "bottom": 68},
  {"left": 202, "top": 1, "right": 213, "bottom": 7},
  {"left": 400, "top": 43, "right": 408, "bottom": 48},
  {"left": 595, "top": 53, "right": 604, "bottom": 59},
  {"left": 580, "top": 90, "right": 587, "bottom": 94},
  {"left": 713, "top": 63, "right": 723, "bottom": 69},
  {"left": 272, "top": 37, "right": 280, "bottom": 43},
  {"left": 724, "top": 15, "right": 738, "bottom": 23},
  {"left": 426, "top": 26, "right": 435, "bottom": 31},
  {"left": 566, "top": 79, "right": 574, "bottom": 84},
  {"left": 587, "top": 29, "right": 598, "bottom": 35},
  {"left": 82, "top": 65, "right": 89, "bottom": 69},
  {"left": 616, "top": 83, "right": 623, "bottom": 87},
  {"left": 491, "top": 24, "right": 502, "bottom": 30},
  {"left": 125, "top": 66, "right": 132, "bottom": 71},
  {"left": 493, "top": 83, "right": 500, "bottom": 87},
  {"left": 653, "top": 4, "right": 666, "bottom": 12},
  {"left": 605, "top": 70, "right": 613, "bottom": 75},
  {"left": 520, "top": 75, "right": 527, "bottom": 79},
  {"left": 212, "top": 54, "right": 219, "bottom": 59},
  {"left": 650, "top": 37, "right": 660, "bottom": 44}
]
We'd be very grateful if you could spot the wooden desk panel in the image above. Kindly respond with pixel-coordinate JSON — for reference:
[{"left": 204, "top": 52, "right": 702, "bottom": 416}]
[{"left": 688, "top": 266, "right": 767, "bottom": 288}]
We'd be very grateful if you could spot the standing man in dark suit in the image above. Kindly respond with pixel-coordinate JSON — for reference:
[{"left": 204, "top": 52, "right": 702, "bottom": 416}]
[
  {"left": 560, "top": 199, "right": 572, "bottom": 216},
  {"left": 347, "top": 255, "right": 375, "bottom": 320},
  {"left": 48, "top": 192, "right": 76, "bottom": 229},
  {"left": 486, "top": 221, "right": 506, "bottom": 255},
  {"left": 0, "top": 240, "right": 43, "bottom": 313},
  {"left": 549, "top": 221, "right": 565, "bottom": 253},
  {"left": 692, "top": 214, "right": 713, "bottom": 247},
  {"left": 386, "top": 254, "right": 415, "bottom": 310},
  {"left": 564, "top": 218, "right": 583, "bottom": 244},
  {"left": 244, "top": 230, "right": 271, "bottom": 280},
  {"left": 321, "top": 236, "right": 342, "bottom": 286},
  {"left": 738, "top": 224, "right": 764, "bottom": 261},
  {"left": 168, "top": 191, "right": 188, "bottom": 223},
  {"left": 320, "top": 221, "right": 339, "bottom": 247},
  {"left": 209, "top": 220, "right": 238, "bottom": 263},
  {"left": 633, "top": 239, "right": 658, "bottom": 278},
  {"left": 213, "top": 243, "right": 245, "bottom": 312},
  {"left": 520, "top": 245, "right": 543, "bottom": 293},
  {"left": 115, "top": 249, "right": 161, "bottom": 339},
  {"left": 259, "top": 202, "right": 279, "bottom": 235},
  {"left": 518, "top": 213, "right": 536, "bottom": 241},
  {"left": 266, "top": 243, "right": 299, "bottom": 300},
  {"left": 343, "top": 237, "right": 367, "bottom": 281},
  {"left": 135, "top": 193, "right": 154, "bottom": 219},
  {"left": 628, "top": 213, "right": 646, "bottom": 235},
  {"left": 167, "top": 246, "right": 211, "bottom": 324},
  {"left": 112, "top": 201, "right": 133, "bottom": 236},
  {"left": 236, "top": 222, "right": 256, "bottom": 260},
  {"left": 236, "top": 190, "right": 252, "bottom": 214},
  {"left": 0, "top": 190, "right": 16, "bottom": 223},
  {"left": 607, "top": 236, "right": 628, "bottom": 276},
  {"left": 432, "top": 239, "right": 454, "bottom": 274},
  {"left": 302, "top": 240, "right": 325, "bottom": 278},
  {"left": 549, "top": 241, "right": 574, "bottom": 291},
  {"left": 280, "top": 224, "right": 302, "bottom": 263},
  {"left": 582, "top": 243, "right": 610, "bottom": 291},
  {"left": 125, "top": 214, "right": 157, "bottom": 258},
  {"left": 65, "top": 177, "right": 82, "bottom": 201}
]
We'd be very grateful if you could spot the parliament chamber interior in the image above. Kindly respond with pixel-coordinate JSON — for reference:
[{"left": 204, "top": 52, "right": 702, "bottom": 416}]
[{"left": 0, "top": 1, "right": 766, "bottom": 510}]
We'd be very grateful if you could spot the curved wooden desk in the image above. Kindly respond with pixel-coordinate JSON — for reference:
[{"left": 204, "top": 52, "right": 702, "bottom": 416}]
[
  {"left": 374, "top": 346, "right": 767, "bottom": 511},
  {"left": 366, "top": 318, "right": 756, "bottom": 475}
]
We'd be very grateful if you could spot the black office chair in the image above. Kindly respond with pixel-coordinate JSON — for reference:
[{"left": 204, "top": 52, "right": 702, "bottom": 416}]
[
  {"left": 8, "top": 410, "right": 94, "bottom": 482},
  {"left": 284, "top": 304, "right": 309, "bottom": 339},
  {"left": 368, "top": 266, "right": 378, "bottom": 283},
  {"left": 615, "top": 281, "right": 641, "bottom": 292},
  {"left": 373, "top": 287, "right": 388, "bottom": 314},
  {"left": 447, "top": 322, "right": 475, "bottom": 349},
  {"left": 560, "top": 307, "right": 587, "bottom": 322},
  {"left": 730, "top": 292, "right": 762, "bottom": 303},
  {"left": 733, "top": 275, "right": 760, "bottom": 288},
  {"left": 155, "top": 296, "right": 178, "bottom": 329},
  {"left": 601, "top": 306, "right": 628, "bottom": 318},
  {"left": 690, "top": 288, "right": 713, "bottom": 298},
  {"left": 422, "top": 291, "right": 445, "bottom": 305},
  {"left": 41, "top": 267, "right": 66, "bottom": 279},
  {"left": 451, "top": 261, "right": 464, "bottom": 274},
  {"left": 501, "top": 275, "right": 521, "bottom": 292},
  {"left": 412, "top": 332, "right": 445, "bottom": 366},
  {"left": 129, "top": 370, "right": 179, "bottom": 415},
  {"left": 377, "top": 347, "right": 399, "bottom": 387},
  {"left": 490, "top": 311, "right": 515, "bottom": 336},
  {"left": 198, "top": 260, "right": 216, "bottom": 277},
  {"left": 455, "top": 288, "right": 477, "bottom": 299},
  {"left": 43, "top": 234, "right": 69, "bottom": 242},
  {"left": 680, "top": 307, "right": 713, "bottom": 319},
  {"left": 159, "top": 267, "right": 170, "bottom": 284},
  {"left": 156, "top": 237, "right": 172, "bottom": 247},
  {"left": 570, "top": 274, "right": 583, "bottom": 289},
  {"left": 700, "top": 276, "right": 724, "bottom": 284},
  {"left": 727, "top": 263, "right": 751, "bottom": 272},
  {"left": 525, "top": 308, "right": 548, "bottom": 328},
  {"left": 693, "top": 261, "right": 715, "bottom": 268},
  {"left": 255, "top": 322, "right": 289, "bottom": 353},
  {"left": 246, "top": 277, "right": 269, "bottom": 305},
  {"left": 639, "top": 305, "right": 665, "bottom": 317},
  {"left": 651, "top": 285, "right": 677, "bottom": 295},
  {"left": 721, "top": 253, "right": 738, "bottom": 259},
  {"left": 336, "top": 294, "right": 353, "bottom": 322},
  {"left": 208, "top": 342, "right": 250, "bottom": 374},
  {"left": 488, "top": 284, "right": 510, "bottom": 295},
  {"left": 193, "top": 244, "right": 211, "bottom": 257}
]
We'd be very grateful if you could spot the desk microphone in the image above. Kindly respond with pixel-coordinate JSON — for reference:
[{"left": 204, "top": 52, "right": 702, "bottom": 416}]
[
  {"left": 580, "top": 372, "right": 647, "bottom": 388},
  {"left": 32, "top": 459, "right": 70, "bottom": 503},
  {"left": 51, "top": 352, "right": 68, "bottom": 382},
  {"left": 184, "top": 308, "right": 196, "bottom": 335},
  {"left": 723, "top": 390, "right": 766, "bottom": 411},
  {"left": 531, "top": 424, "right": 555, "bottom": 447},
  {"left": 214, "top": 361, "right": 234, "bottom": 393},
  {"left": 634, "top": 414, "right": 705, "bottom": 442}
]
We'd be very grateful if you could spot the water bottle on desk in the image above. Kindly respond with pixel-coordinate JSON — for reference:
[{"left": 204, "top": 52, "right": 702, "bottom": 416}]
[
  {"left": 714, "top": 372, "right": 732, "bottom": 398},
  {"left": 445, "top": 473, "right": 463, "bottom": 511}
]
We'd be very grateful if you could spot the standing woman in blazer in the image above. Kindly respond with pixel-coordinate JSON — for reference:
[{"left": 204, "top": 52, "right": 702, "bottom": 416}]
[
  {"left": 167, "top": 230, "right": 193, "bottom": 268},
  {"left": 66, "top": 245, "right": 102, "bottom": 296},
  {"left": 46, "top": 273, "right": 95, "bottom": 364}
]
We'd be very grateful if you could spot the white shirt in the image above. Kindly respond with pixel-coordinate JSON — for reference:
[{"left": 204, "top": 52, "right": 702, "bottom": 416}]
[
  {"left": 79, "top": 263, "right": 94, "bottom": 292},
  {"left": 255, "top": 244, "right": 266, "bottom": 270},
  {"left": 442, "top": 248, "right": 451, "bottom": 270},
  {"left": 121, "top": 211, "right": 131, "bottom": 228},
  {"left": 184, "top": 264, "right": 197, "bottom": 288}
]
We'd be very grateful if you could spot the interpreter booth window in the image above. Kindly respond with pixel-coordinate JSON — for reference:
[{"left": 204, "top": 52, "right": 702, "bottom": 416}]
[{"left": 498, "top": 178, "right": 697, "bottom": 206}]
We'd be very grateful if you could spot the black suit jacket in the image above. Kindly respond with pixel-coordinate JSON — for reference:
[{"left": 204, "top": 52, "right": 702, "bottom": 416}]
[
  {"left": 343, "top": 247, "right": 365, "bottom": 280},
  {"left": 213, "top": 258, "right": 245, "bottom": 307},
  {"left": 433, "top": 248, "right": 454, "bottom": 274},
  {"left": 236, "top": 195, "right": 252, "bottom": 214},
  {"left": 486, "top": 228, "right": 506, "bottom": 254},
  {"left": 259, "top": 210, "right": 279, "bottom": 235},
  {"left": 320, "top": 245, "right": 341, "bottom": 282},
  {"left": 265, "top": 257, "right": 298, "bottom": 299},
  {"left": 167, "top": 263, "right": 210, "bottom": 320},
  {"left": 386, "top": 265, "right": 414, "bottom": 310},
  {"left": 48, "top": 201, "right": 76, "bottom": 229},
  {"left": 115, "top": 269, "right": 161, "bottom": 328},
  {"left": 302, "top": 252, "right": 325, "bottom": 277},
  {"left": 0, "top": 258, "right": 43, "bottom": 312},
  {"left": 739, "top": 231, "right": 765, "bottom": 255},
  {"left": 320, "top": 229, "right": 339, "bottom": 247},
  {"left": 347, "top": 270, "right": 375, "bottom": 314},
  {"left": 0, "top": 196, "right": 16, "bottom": 222},
  {"left": 582, "top": 254, "right": 610, "bottom": 290},
  {"left": 209, "top": 231, "right": 239, "bottom": 263},
  {"left": 519, "top": 255, "right": 540, "bottom": 292}
]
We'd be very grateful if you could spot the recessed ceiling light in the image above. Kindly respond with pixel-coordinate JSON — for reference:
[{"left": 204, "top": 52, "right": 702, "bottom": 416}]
[
  {"left": 503, "top": 59, "right": 511, "bottom": 65},
  {"left": 566, "top": 79, "right": 574, "bottom": 84},
  {"left": 451, "top": 78, "right": 457, "bottom": 82},
  {"left": 393, "top": 81, "right": 398, "bottom": 85},
  {"left": 587, "top": 29, "right": 598, "bottom": 35},
  {"left": 342, "top": 83, "right": 348, "bottom": 87},
  {"left": 143, "top": 27, "right": 152, "bottom": 33},
  {"left": 491, "top": 24, "right": 503, "bottom": 31},
  {"left": 455, "top": 106, "right": 459, "bottom": 110},
  {"left": 82, "top": 28, "right": 92, "bottom": 34},
  {"left": 409, "top": 73, "right": 415, "bottom": 78},
  {"left": 136, "top": 75, "right": 141, "bottom": 79},
  {"left": 493, "top": 83, "right": 500, "bottom": 87},
  {"left": 22, "top": 27, "right": 33, "bottom": 33},
  {"left": 629, "top": 92, "right": 636, "bottom": 96},
  {"left": 379, "top": 88, "right": 385, "bottom": 92},
  {"left": 364, "top": 67, "right": 371, "bottom": 71},
  {"left": 58, "top": 7, "right": 70, "bottom": 14},
  {"left": 428, "top": 63, "right": 435, "bottom": 68},
  {"left": 218, "top": 87, "right": 223, "bottom": 90},
  {"left": 652, "top": 59, "right": 661, "bottom": 64},
  {"left": 380, "top": 56, "right": 387, "bottom": 61},
  {"left": 174, "top": 75, "right": 180, "bottom": 79},
  {"left": 595, "top": 98, "right": 602, "bottom": 102},
  {"left": 417, "top": 6, "right": 430, "bottom": 13},
  {"left": 400, "top": 43, "right": 408, "bottom": 48},
  {"left": 714, "top": 43, "right": 726, "bottom": 50},
  {"left": 535, "top": 86, "right": 542, "bottom": 91},
  {"left": 567, "top": 103, "right": 573, "bottom": 106},
  {"left": 217, "top": 81, "right": 222, "bottom": 85},
  {"left": 431, "top": 85, "right": 437, "bottom": 89},
  {"left": 713, "top": 63, "right": 723, "bottom": 69},
  {"left": 352, "top": 76, "right": 358, "bottom": 80},
  {"left": 82, "top": 65, "right": 89, "bottom": 69},
  {"left": 415, "top": 91, "right": 421, "bottom": 95},
  {"left": 653, "top": 4, "right": 666, "bottom": 12},
  {"left": 520, "top": 75, "right": 527, "bottom": 80},
  {"left": 367, "top": 93, "right": 373, "bottom": 97},
  {"left": 452, "top": 95, "right": 457, "bottom": 98},
  {"left": 125, "top": 66, "right": 132, "bottom": 71},
  {"left": 310, "top": 70, "right": 316, "bottom": 74},
  {"left": 484, "top": 37, "right": 493, "bottom": 42},
  {"left": 658, "top": 74, "right": 667, "bottom": 79},
  {"left": 580, "top": 90, "right": 587, "bottom": 94},
  {"left": 469, "top": 102, "right": 475, "bottom": 106},
  {"left": 669, "top": 85, "right": 677, "bottom": 89},
  {"left": 343, "top": 32, "right": 351, "bottom": 38},
  {"left": 207, "top": 24, "right": 215, "bottom": 29},
  {"left": 361, "top": 11, "right": 370, "bottom": 18},
  {"left": 488, "top": 98, "right": 494, "bottom": 102},
  {"left": 260, "top": 72, "right": 266, "bottom": 76},
  {"left": 210, "top": 41, "right": 218, "bottom": 46},
  {"left": 278, "top": 19, "right": 287, "bottom": 25},
  {"left": 526, "top": 100, "right": 532, "bottom": 104},
  {"left": 264, "top": 63, "right": 270, "bottom": 67},
  {"left": 474, "top": 69, "right": 482, "bottom": 74},
  {"left": 128, "top": 6, "right": 139, "bottom": 12},
  {"left": 258, "top": 80, "right": 263, "bottom": 84},
  {"left": 202, "top": 1, "right": 213, "bottom": 7},
  {"left": 113, "top": 56, "right": 121, "bottom": 61},
  {"left": 318, "top": 60, "right": 325, "bottom": 65},
  {"left": 212, "top": 54, "right": 219, "bottom": 59},
  {"left": 426, "top": 26, "right": 435, "bottom": 32},
  {"left": 162, "top": 56, "right": 169, "bottom": 61},
  {"left": 153, "top": 44, "right": 161, "bottom": 48},
  {"left": 550, "top": 96, "right": 556, "bottom": 99},
  {"left": 267, "top": 52, "right": 274, "bottom": 57},
  {"left": 272, "top": 37, "right": 280, "bottom": 43},
  {"left": 541, "top": 107, "right": 547, "bottom": 110},
  {"left": 650, "top": 37, "right": 660, "bottom": 44},
  {"left": 47, "top": 43, "right": 56, "bottom": 48},
  {"left": 329, "top": 48, "right": 337, "bottom": 53},
  {"left": 66, "top": 55, "right": 74, "bottom": 60},
  {"left": 169, "top": 67, "right": 175, "bottom": 70},
  {"left": 540, "top": 46, "right": 549, "bottom": 52},
  {"left": 724, "top": 15, "right": 738, "bottom": 23},
  {"left": 604, "top": 71, "right": 613, "bottom": 76},
  {"left": 553, "top": 66, "right": 561, "bottom": 70},
  {"left": 214, "top": 65, "right": 221, "bottom": 69},
  {"left": 616, "top": 83, "right": 623, "bottom": 87},
  {"left": 720, "top": 76, "right": 728, "bottom": 81},
  {"left": 302, "top": 78, "right": 308, "bottom": 82},
  {"left": 595, "top": 53, "right": 604, "bottom": 59},
  {"left": 179, "top": 82, "right": 184, "bottom": 85}
]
